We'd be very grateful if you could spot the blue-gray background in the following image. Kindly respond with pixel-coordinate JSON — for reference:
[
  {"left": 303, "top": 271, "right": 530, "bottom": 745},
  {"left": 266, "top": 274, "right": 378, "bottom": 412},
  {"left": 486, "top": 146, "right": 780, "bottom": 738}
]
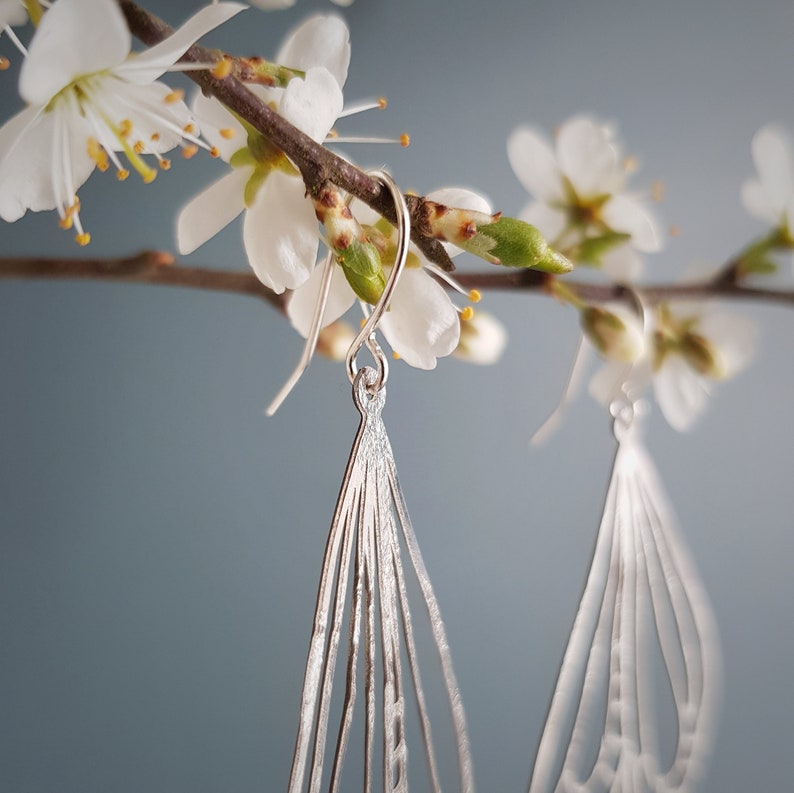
[{"left": 1, "top": 0, "right": 792, "bottom": 791}]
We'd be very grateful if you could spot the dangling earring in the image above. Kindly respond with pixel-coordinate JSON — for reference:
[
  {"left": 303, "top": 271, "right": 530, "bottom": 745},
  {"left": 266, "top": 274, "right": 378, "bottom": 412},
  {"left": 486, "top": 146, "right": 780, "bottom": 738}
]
[
  {"left": 528, "top": 294, "right": 722, "bottom": 793},
  {"left": 285, "top": 171, "right": 474, "bottom": 793}
]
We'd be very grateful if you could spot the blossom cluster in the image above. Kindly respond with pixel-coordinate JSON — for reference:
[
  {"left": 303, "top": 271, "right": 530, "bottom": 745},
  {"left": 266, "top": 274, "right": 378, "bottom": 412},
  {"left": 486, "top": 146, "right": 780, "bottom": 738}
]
[{"left": 0, "top": 0, "right": 789, "bottom": 429}]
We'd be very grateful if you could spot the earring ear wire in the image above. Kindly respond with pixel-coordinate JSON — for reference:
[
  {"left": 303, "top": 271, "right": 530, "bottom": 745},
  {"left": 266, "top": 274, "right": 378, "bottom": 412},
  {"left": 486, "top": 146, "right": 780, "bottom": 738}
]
[{"left": 266, "top": 169, "right": 409, "bottom": 415}]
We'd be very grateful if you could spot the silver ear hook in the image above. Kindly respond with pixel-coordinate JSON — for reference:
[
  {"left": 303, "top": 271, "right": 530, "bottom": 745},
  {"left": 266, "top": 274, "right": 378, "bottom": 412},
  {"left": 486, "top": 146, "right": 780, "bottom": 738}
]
[
  {"left": 344, "top": 169, "right": 411, "bottom": 393},
  {"left": 609, "top": 283, "right": 652, "bottom": 433},
  {"left": 265, "top": 246, "right": 338, "bottom": 417},
  {"left": 266, "top": 169, "right": 410, "bottom": 415}
]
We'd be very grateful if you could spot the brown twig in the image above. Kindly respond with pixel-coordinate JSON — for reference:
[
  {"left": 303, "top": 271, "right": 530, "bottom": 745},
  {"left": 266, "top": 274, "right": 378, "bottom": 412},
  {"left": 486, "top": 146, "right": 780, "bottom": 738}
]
[
  {"left": 118, "top": 0, "right": 455, "bottom": 272},
  {"left": 3, "top": 254, "right": 792, "bottom": 308}
]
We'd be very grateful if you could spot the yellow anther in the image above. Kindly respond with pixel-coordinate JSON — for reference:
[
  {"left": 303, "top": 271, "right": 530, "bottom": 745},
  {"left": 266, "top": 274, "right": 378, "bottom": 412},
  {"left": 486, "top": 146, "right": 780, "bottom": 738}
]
[
  {"left": 392, "top": 351, "right": 401, "bottom": 360},
  {"left": 182, "top": 144, "right": 199, "bottom": 159},
  {"left": 164, "top": 89, "right": 185, "bottom": 104},
  {"left": 118, "top": 119, "right": 133, "bottom": 138},
  {"left": 359, "top": 318, "right": 367, "bottom": 329},
  {"left": 468, "top": 289, "right": 482, "bottom": 304},
  {"left": 133, "top": 140, "right": 145, "bottom": 154},
  {"left": 58, "top": 216, "right": 73, "bottom": 230},
  {"left": 400, "top": 134, "right": 410, "bottom": 148},
  {"left": 326, "top": 129, "right": 339, "bottom": 139},
  {"left": 623, "top": 155, "right": 638, "bottom": 172},
  {"left": 209, "top": 146, "right": 220, "bottom": 158},
  {"left": 159, "top": 158, "right": 171, "bottom": 170},
  {"left": 212, "top": 56, "right": 233, "bottom": 79},
  {"left": 117, "top": 169, "right": 130, "bottom": 181},
  {"left": 87, "top": 137, "right": 109, "bottom": 171},
  {"left": 183, "top": 123, "right": 196, "bottom": 135},
  {"left": 669, "top": 224, "right": 681, "bottom": 237},
  {"left": 75, "top": 232, "right": 91, "bottom": 246},
  {"left": 460, "top": 306, "right": 475, "bottom": 321},
  {"left": 150, "top": 132, "right": 160, "bottom": 142},
  {"left": 219, "top": 128, "right": 236, "bottom": 139},
  {"left": 378, "top": 97, "right": 387, "bottom": 109},
  {"left": 0, "top": 57, "right": 10, "bottom": 71}
]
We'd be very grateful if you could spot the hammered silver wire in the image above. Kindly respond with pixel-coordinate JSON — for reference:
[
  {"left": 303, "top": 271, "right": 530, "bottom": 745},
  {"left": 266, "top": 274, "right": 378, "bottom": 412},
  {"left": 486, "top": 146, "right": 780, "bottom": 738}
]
[
  {"left": 287, "top": 368, "right": 475, "bottom": 793},
  {"left": 528, "top": 407, "right": 721, "bottom": 793}
]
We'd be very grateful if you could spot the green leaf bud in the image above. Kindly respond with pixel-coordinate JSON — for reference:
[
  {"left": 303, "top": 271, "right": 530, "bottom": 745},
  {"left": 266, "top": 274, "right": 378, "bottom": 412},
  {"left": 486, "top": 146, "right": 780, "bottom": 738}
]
[
  {"left": 338, "top": 240, "right": 386, "bottom": 303},
  {"left": 464, "top": 217, "right": 572, "bottom": 273}
]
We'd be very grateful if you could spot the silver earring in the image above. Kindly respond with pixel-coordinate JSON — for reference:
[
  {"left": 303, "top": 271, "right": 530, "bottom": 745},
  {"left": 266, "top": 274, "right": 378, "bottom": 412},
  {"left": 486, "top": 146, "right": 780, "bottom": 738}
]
[
  {"left": 286, "top": 171, "right": 474, "bottom": 793},
  {"left": 529, "top": 293, "right": 722, "bottom": 793}
]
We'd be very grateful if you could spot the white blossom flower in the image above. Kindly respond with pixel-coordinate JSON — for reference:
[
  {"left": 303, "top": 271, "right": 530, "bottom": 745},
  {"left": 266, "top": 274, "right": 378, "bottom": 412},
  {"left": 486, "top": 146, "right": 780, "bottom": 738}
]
[
  {"left": 589, "top": 303, "right": 756, "bottom": 432},
  {"left": 742, "top": 123, "right": 794, "bottom": 240},
  {"left": 0, "top": 0, "right": 245, "bottom": 244},
  {"left": 176, "top": 14, "right": 350, "bottom": 293},
  {"left": 287, "top": 188, "right": 491, "bottom": 369},
  {"left": 507, "top": 115, "right": 662, "bottom": 279}
]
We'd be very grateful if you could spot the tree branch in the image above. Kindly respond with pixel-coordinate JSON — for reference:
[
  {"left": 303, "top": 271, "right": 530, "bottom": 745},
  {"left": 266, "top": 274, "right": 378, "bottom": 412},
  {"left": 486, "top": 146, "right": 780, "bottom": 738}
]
[
  {"left": 118, "top": 0, "right": 456, "bottom": 272},
  {"left": 4, "top": 254, "right": 792, "bottom": 308}
]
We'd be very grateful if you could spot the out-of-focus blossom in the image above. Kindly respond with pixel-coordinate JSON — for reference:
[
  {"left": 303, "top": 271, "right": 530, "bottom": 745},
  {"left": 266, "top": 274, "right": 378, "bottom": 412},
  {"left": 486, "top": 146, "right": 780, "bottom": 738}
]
[
  {"left": 507, "top": 115, "right": 662, "bottom": 279},
  {"left": 0, "top": 0, "right": 245, "bottom": 243},
  {"left": 742, "top": 124, "right": 794, "bottom": 243},
  {"left": 176, "top": 14, "right": 350, "bottom": 293},
  {"left": 589, "top": 302, "right": 756, "bottom": 432},
  {"left": 454, "top": 310, "right": 508, "bottom": 365}
]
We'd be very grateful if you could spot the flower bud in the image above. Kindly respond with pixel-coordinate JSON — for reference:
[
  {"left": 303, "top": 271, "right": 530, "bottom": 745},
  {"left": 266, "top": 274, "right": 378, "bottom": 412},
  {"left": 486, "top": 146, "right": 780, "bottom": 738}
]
[
  {"left": 339, "top": 240, "right": 387, "bottom": 304},
  {"left": 581, "top": 304, "right": 646, "bottom": 363},
  {"left": 680, "top": 332, "right": 726, "bottom": 379},
  {"left": 460, "top": 216, "right": 572, "bottom": 272}
]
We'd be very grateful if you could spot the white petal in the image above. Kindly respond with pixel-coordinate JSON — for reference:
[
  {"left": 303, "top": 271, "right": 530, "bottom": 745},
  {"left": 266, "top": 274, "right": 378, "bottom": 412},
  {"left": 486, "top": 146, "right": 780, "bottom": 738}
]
[
  {"left": 749, "top": 124, "right": 794, "bottom": 216},
  {"left": 519, "top": 201, "right": 567, "bottom": 241},
  {"left": 379, "top": 268, "right": 459, "bottom": 369},
  {"left": 276, "top": 14, "right": 351, "bottom": 88},
  {"left": 557, "top": 115, "right": 623, "bottom": 198},
  {"left": 20, "top": 0, "right": 130, "bottom": 104},
  {"left": 191, "top": 91, "right": 249, "bottom": 161},
  {"left": 507, "top": 126, "right": 565, "bottom": 202},
  {"left": 453, "top": 311, "right": 508, "bottom": 365},
  {"left": 250, "top": 0, "right": 296, "bottom": 8},
  {"left": 696, "top": 310, "right": 757, "bottom": 378},
  {"left": 0, "top": 0, "right": 27, "bottom": 28},
  {"left": 588, "top": 359, "right": 632, "bottom": 407},
  {"left": 653, "top": 355, "right": 710, "bottom": 432},
  {"left": 278, "top": 67, "right": 343, "bottom": 143},
  {"left": 243, "top": 170, "right": 320, "bottom": 293},
  {"left": 176, "top": 168, "right": 249, "bottom": 254},
  {"left": 741, "top": 179, "right": 777, "bottom": 224},
  {"left": 601, "top": 193, "right": 662, "bottom": 252},
  {"left": 426, "top": 187, "right": 492, "bottom": 215},
  {"left": 287, "top": 260, "right": 355, "bottom": 337},
  {"left": 600, "top": 244, "right": 643, "bottom": 281},
  {"left": 113, "top": 3, "right": 247, "bottom": 84},
  {"left": 0, "top": 104, "right": 94, "bottom": 221}
]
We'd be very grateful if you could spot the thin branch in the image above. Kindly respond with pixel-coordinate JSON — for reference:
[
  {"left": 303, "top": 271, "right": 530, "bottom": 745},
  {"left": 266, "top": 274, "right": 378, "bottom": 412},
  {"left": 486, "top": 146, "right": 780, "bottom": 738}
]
[
  {"left": 3, "top": 255, "right": 792, "bottom": 308},
  {"left": 118, "top": 0, "right": 456, "bottom": 272}
]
